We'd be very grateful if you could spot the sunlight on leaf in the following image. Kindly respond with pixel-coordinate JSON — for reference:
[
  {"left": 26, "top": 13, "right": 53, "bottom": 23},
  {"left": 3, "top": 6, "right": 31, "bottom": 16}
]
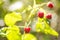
[
  {"left": 22, "top": 33, "right": 37, "bottom": 40},
  {"left": 6, "top": 25, "right": 21, "bottom": 40},
  {"left": 36, "top": 22, "right": 42, "bottom": 32},
  {"left": 44, "top": 21, "right": 59, "bottom": 36},
  {"left": 4, "top": 12, "right": 22, "bottom": 26}
]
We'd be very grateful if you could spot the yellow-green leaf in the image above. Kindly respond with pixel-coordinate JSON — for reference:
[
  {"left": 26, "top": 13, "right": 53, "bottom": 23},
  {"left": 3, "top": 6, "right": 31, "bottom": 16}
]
[
  {"left": 36, "top": 22, "right": 43, "bottom": 32},
  {"left": 44, "top": 22, "right": 59, "bottom": 36},
  {"left": 6, "top": 25, "right": 21, "bottom": 40},
  {"left": 4, "top": 12, "right": 22, "bottom": 26},
  {"left": 36, "top": 16, "right": 59, "bottom": 36},
  {"left": 22, "top": 33, "right": 37, "bottom": 40}
]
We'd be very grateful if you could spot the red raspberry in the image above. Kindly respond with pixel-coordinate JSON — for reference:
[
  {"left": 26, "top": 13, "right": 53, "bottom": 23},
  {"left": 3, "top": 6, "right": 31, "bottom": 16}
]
[
  {"left": 46, "top": 13, "right": 52, "bottom": 19},
  {"left": 47, "top": 2, "right": 54, "bottom": 8},
  {"left": 37, "top": 11, "right": 44, "bottom": 18},
  {"left": 24, "top": 27, "right": 31, "bottom": 33}
]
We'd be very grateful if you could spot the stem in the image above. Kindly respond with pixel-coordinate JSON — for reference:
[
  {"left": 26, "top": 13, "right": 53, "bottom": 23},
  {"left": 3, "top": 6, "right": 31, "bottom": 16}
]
[
  {"left": 0, "top": 33, "right": 6, "bottom": 37},
  {"left": 25, "top": 21, "right": 31, "bottom": 27},
  {"left": 27, "top": 21, "right": 31, "bottom": 27},
  {"left": 33, "top": 0, "right": 36, "bottom": 7},
  {"left": 0, "top": 30, "right": 6, "bottom": 37},
  {"left": 25, "top": 1, "right": 47, "bottom": 28},
  {"left": 25, "top": 22, "right": 28, "bottom": 27},
  {"left": 37, "top": 3, "right": 47, "bottom": 8}
]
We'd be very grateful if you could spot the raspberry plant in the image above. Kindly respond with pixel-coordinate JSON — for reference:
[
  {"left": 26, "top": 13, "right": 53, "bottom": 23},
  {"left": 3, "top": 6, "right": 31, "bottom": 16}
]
[{"left": 0, "top": 0, "right": 59, "bottom": 40}]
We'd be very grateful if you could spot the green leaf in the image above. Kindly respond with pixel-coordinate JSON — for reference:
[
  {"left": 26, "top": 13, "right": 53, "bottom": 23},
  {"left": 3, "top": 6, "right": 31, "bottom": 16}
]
[
  {"left": 44, "top": 21, "right": 59, "bottom": 37},
  {"left": 0, "top": 27, "right": 7, "bottom": 33},
  {"left": 4, "top": 12, "right": 22, "bottom": 26},
  {"left": 22, "top": 33, "right": 37, "bottom": 40},
  {"left": 36, "top": 14, "right": 58, "bottom": 36},
  {"left": 36, "top": 17, "right": 45, "bottom": 32},
  {"left": 6, "top": 25, "right": 21, "bottom": 40},
  {"left": 0, "top": 27, "right": 7, "bottom": 37},
  {"left": 36, "top": 22, "right": 45, "bottom": 32}
]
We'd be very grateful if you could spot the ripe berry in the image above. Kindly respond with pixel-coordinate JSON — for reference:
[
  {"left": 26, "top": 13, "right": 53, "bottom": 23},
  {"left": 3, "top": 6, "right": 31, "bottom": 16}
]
[
  {"left": 46, "top": 13, "right": 52, "bottom": 19},
  {"left": 47, "top": 2, "right": 54, "bottom": 8},
  {"left": 24, "top": 27, "right": 31, "bottom": 33},
  {"left": 37, "top": 11, "right": 44, "bottom": 18}
]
